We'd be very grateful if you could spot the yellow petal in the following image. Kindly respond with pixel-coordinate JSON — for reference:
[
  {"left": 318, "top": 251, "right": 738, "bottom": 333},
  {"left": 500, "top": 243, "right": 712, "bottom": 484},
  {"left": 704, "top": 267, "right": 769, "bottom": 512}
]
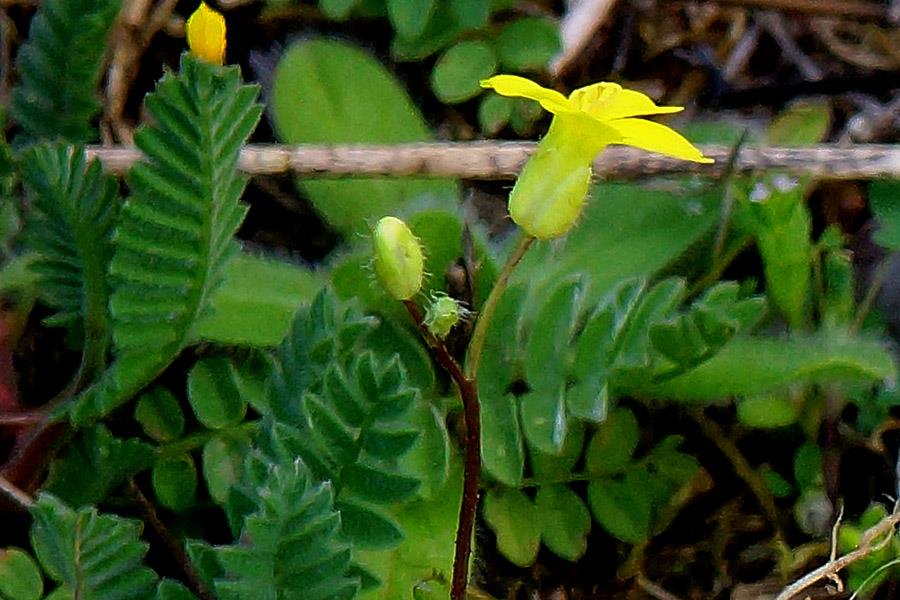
[
  {"left": 605, "top": 118, "right": 714, "bottom": 163},
  {"left": 480, "top": 75, "right": 575, "bottom": 115},
  {"left": 569, "top": 82, "right": 683, "bottom": 121},
  {"left": 186, "top": 2, "right": 226, "bottom": 65}
]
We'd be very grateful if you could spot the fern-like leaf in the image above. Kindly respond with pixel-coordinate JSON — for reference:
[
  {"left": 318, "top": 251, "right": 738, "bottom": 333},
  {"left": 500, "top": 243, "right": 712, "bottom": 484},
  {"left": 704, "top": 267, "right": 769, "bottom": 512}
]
[
  {"left": 73, "top": 54, "right": 262, "bottom": 422},
  {"left": 22, "top": 143, "right": 117, "bottom": 382},
  {"left": 215, "top": 455, "right": 358, "bottom": 600},
  {"left": 260, "top": 350, "right": 421, "bottom": 550},
  {"left": 29, "top": 494, "right": 157, "bottom": 600},
  {"left": 11, "top": 0, "right": 121, "bottom": 144}
]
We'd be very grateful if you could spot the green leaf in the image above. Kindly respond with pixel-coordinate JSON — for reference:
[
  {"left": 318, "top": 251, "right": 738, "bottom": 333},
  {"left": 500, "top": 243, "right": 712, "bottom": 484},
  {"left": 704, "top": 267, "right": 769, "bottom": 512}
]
[
  {"left": 734, "top": 174, "right": 812, "bottom": 329},
  {"left": 44, "top": 425, "right": 153, "bottom": 506},
  {"left": 270, "top": 39, "right": 457, "bottom": 236},
  {"left": 635, "top": 335, "right": 896, "bottom": 401},
  {"left": 535, "top": 485, "right": 591, "bottom": 561},
  {"left": 588, "top": 474, "right": 653, "bottom": 543},
  {"left": 766, "top": 100, "right": 831, "bottom": 146},
  {"left": 0, "top": 548, "right": 43, "bottom": 600},
  {"left": 10, "top": 0, "right": 121, "bottom": 143},
  {"left": 450, "top": 0, "right": 490, "bottom": 30},
  {"left": 195, "top": 252, "right": 322, "bottom": 346},
  {"left": 496, "top": 17, "right": 560, "bottom": 71},
  {"left": 21, "top": 144, "right": 117, "bottom": 379},
  {"left": 152, "top": 455, "right": 197, "bottom": 512},
  {"left": 319, "top": 0, "right": 359, "bottom": 19},
  {"left": 388, "top": 0, "right": 435, "bottom": 39},
  {"left": 72, "top": 54, "right": 262, "bottom": 423},
  {"left": 483, "top": 488, "right": 541, "bottom": 567},
  {"left": 793, "top": 443, "right": 822, "bottom": 490},
  {"left": 203, "top": 431, "right": 252, "bottom": 505},
  {"left": 30, "top": 494, "right": 157, "bottom": 600},
  {"left": 529, "top": 421, "right": 585, "bottom": 482},
  {"left": 512, "top": 181, "right": 720, "bottom": 308},
  {"left": 134, "top": 386, "right": 185, "bottom": 442},
  {"left": 337, "top": 500, "right": 405, "bottom": 550},
  {"left": 478, "top": 94, "right": 513, "bottom": 135},
  {"left": 585, "top": 407, "right": 639, "bottom": 476},
  {"left": 356, "top": 457, "right": 461, "bottom": 599},
  {"left": 215, "top": 457, "right": 358, "bottom": 600},
  {"left": 155, "top": 580, "right": 197, "bottom": 600},
  {"left": 430, "top": 41, "right": 497, "bottom": 104},
  {"left": 869, "top": 180, "right": 900, "bottom": 250},
  {"left": 478, "top": 284, "right": 528, "bottom": 486},
  {"left": 736, "top": 395, "right": 798, "bottom": 428},
  {"left": 390, "top": 4, "right": 462, "bottom": 61},
  {"left": 188, "top": 357, "right": 248, "bottom": 429}
]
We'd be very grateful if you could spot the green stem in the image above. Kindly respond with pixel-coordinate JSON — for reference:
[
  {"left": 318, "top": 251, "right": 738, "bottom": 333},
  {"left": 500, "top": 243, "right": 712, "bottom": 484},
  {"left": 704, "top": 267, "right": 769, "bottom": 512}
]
[{"left": 465, "top": 234, "right": 535, "bottom": 380}]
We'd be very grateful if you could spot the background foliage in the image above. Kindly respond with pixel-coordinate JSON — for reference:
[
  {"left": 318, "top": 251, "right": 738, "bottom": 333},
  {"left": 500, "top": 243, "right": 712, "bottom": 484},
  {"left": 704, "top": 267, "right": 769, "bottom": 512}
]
[{"left": 0, "top": 0, "right": 898, "bottom": 599}]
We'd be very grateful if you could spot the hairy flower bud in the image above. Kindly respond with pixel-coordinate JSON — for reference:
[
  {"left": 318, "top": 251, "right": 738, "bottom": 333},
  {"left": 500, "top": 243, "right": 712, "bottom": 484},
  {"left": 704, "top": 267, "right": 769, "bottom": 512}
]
[
  {"left": 424, "top": 293, "right": 470, "bottom": 339},
  {"left": 186, "top": 2, "right": 226, "bottom": 65},
  {"left": 373, "top": 216, "right": 424, "bottom": 301}
]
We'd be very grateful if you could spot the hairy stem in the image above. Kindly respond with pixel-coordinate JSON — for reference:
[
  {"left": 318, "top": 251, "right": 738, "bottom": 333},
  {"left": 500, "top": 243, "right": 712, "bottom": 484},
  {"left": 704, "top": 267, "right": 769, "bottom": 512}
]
[
  {"left": 129, "top": 480, "right": 213, "bottom": 600},
  {"left": 403, "top": 300, "right": 479, "bottom": 600},
  {"left": 465, "top": 234, "right": 534, "bottom": 380}
]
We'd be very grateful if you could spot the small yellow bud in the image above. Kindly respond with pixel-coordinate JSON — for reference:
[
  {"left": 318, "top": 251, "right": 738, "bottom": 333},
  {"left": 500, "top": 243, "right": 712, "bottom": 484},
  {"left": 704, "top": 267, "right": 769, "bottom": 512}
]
[
  {"left": 186, "top": 2, "right": 226, "bottom": 65},
  {"left": 373, "top": 216, "right": 424, "bottom": 301}
]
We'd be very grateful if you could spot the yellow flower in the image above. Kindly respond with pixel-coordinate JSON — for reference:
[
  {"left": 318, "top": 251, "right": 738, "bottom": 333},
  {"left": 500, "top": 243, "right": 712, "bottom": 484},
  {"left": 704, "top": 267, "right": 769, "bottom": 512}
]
[
  {"left": 186, "top": 2, "right": 226, "bottom": 65},
  {"left": 481, "top": 75, "right": 713, "bottom": 239}
]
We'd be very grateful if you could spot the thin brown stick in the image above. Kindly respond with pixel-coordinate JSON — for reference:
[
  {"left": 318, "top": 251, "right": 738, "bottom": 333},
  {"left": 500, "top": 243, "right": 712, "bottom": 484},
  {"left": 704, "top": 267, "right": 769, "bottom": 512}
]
[
  {"left": 402, "top": 300, "right": 479, "bottom": 600},
  {"left": 84, "top": 143, "right": 900, "bottom": 180},
  {"left": 129, "top": 480, "right": 214, "bottom": 600},
  {"left": 0, "top": 473, "right": 33, "bottom": 509},
  {"left": 709, "top": 0, "right": 888, "bottom": 21},
  {"left": 776, "top": 504, "right": 900, "bottom": 600}
]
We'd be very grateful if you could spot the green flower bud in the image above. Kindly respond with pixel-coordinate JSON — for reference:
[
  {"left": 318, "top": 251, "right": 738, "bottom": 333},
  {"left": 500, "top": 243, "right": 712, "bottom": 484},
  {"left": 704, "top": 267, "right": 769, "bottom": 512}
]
[
  {"left": 509, "top": 118, "right": 595, "bottom": 239},
  {"left": 373, "top": 216, "right": 424, "bottom": 301},
  {"left": 424, "top": 293, "right": 471, "bottom": 339}
]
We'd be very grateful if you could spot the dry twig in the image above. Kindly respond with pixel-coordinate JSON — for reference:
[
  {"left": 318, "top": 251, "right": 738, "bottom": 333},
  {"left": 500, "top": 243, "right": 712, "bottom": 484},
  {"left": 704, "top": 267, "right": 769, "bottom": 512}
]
[
  {"left": 552, "top": 0, "right": 621, "bottom": 76},
  {"left": 84, "top": 142, "right": 900, "bottom": 180},
  {"left": 776, "top": 504, "right": 900, "bottom": 600}
]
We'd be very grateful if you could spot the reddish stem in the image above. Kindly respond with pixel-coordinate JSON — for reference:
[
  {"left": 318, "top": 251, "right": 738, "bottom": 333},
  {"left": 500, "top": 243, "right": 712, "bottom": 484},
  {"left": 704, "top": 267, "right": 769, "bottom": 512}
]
[{"left": 403, "top": 300, "right": 480, "bottom": 600}]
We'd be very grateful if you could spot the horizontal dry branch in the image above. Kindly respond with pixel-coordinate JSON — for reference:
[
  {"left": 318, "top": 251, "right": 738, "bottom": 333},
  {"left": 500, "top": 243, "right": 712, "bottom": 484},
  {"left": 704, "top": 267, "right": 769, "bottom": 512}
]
[{"left": 85, "top": 142, "right": 900, "bottom": 180}]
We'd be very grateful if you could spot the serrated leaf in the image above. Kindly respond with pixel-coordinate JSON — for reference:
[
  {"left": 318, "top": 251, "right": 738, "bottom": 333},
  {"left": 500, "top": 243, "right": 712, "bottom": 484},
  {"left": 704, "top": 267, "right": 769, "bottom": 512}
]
[
  {"left": 215, "top": 458, "right": 358, "bottom": 600},
  {"left": 188, "top": 357, "right": 248, "bottom": 429},
  {"left": 44, "top": 425, "right": 153, "bottom": 506},
  {"left": 430, "top": 41, "right": 497, "bottom": 104},
  {"left": 270, "top": 39, "right": 457, "bottom": 236},
  {"left": 11, "top": 0, "right": 121, "bottom": 143},
  {"left": 585, "top": 407, "right": 639, "bottom": 476},
  {"left": 535, "top": 485, "right": 591, "bottom": 561},
  {"left": 483, "top": 488, "right": 540, "bottom": 567},
  {"left": 134, "top": 386, "right": 184, "bottom": 442},
  {"left": 30, "top": 494, "right": 157, "bottom": 600},
  {"left": 496, "top": 17, "right": 560, "bottom": 71},
  {"left": 355, "top": 457, "right": 461, "bottom": 599},
  {"left": 21, "top": 144, "right": 117, "bottom": 380},
  {"left": 338, "top": 500, "right": 405, "bottom": 550},
  {"left": 0, "top": 548, "right": 43, "bottom": 600},
  {"left": 152, "top": 454, "right": 197, "bottom": 512},
  {"left": 73, "top": 54, "right": 262, "bottom": 422}
]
